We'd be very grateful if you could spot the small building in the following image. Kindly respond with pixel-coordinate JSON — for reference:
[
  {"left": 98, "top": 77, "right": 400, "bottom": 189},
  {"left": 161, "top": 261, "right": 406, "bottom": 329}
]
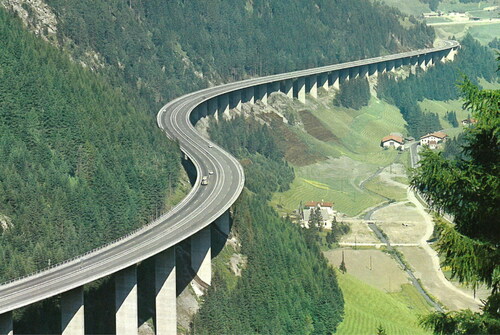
[
  {"left": 420, "top": 131, "right": 448, "bottom": 149},
  {"left": 301, "top": 201, "right": 337, "bottom": 228},
  {"left": 381, "top": 135, "right": 405, "bottom": 150},
  {"left": 461, "top": 118, "right": 477, "bottom": 126}
]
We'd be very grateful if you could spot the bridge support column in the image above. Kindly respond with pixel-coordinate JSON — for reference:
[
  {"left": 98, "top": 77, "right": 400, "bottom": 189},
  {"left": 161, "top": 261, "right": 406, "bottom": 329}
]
[
  {"left": 402, "top": 57, "right": 411, "bottom": 66},
  {"left": 256, "top": 84, "right": 268, "bottom": 105},
  {"left": 281, "top": 80, "right": 293, "bottom": 99},
  {"left": 359, "top": 65, "right": 368, "bottom": 78},
  {"left": 245, "top": 87, "right": 254, "bottom": 104},
  {"left": 377, "top": 62, "right": 386, "bottom": 74},
  {"left": 61, "top": 287, "right": 85, "bottom": 335},
  {"left": 191, "top": 227, "right": 211, "bottom": 285},
  {"left": 218, "top": 94, "right": 230, "bottom": 119},
  {"left": 319, "top": 74, "right": 329, "bottom": 91},
  {"left": 330, "top": 72, "right": 340, "bottom": 90},
  {"left": 155, "top": 248, "right": 176, "bottom": 335},
  {"left": 349, "top": 67, "right": 359, "bottom": 79},
  {"left": 418, "top": 55, "right": 427, "bottom": 70},
  {"left": 339, "top": 69, "right": 350, "bottom": 84},
  {"left": 269, "top": 82, "right": 280, "bottom": 96},
  {"left": 308, "top": 75, "right": 317, "bottom": 99},
  {"left": 386, "top": 60, "right": 395, "bottom": 73},
  {"left": 0, "top": 312, "right": 13, "bottom": 335},
  {"left": 215, "top": 210, "right": 230, "bottom": 236},
  {"left": 115, "top": 266, "right": 138, "bottom": 335},
  {"left": 198, "top": 102, "right": 208, "bottom": 118},
  {"left": 231, "top": 91, "right": 242, "bottom": 110},
  {"left": 208, "top": 99, "right": 218, "bottom": 122},
  {"left": 368, "top": 64, "right": 378, "bottom": 77},
  {"left": 296, "top": 77, "right": 305, "bottom": 104},
  {"left": 394, "top": 59, "right": 403, "bottom": 70}
]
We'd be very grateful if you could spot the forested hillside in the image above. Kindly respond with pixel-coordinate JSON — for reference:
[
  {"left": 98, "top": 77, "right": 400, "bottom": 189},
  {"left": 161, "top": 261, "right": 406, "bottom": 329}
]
[
  {"left": 377, "top": 35, "right": 498, "bottom": 138},
  {"left": 0, "top": 9, "right": 181, "bottom": 281},
  {"left": 192, "top": 117, "right": 343, "bottom": 334},
  {"left": 5, "top": 0, "right": 434, "bottom": 113}
]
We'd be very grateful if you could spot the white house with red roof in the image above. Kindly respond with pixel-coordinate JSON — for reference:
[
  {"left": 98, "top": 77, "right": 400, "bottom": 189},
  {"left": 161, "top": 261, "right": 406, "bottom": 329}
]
[
  {"left": 420, "top": 131, "right": 448, "bottom": 149},
  {"left": 381, "top": 135, "right": 405, "bottom": 150}
]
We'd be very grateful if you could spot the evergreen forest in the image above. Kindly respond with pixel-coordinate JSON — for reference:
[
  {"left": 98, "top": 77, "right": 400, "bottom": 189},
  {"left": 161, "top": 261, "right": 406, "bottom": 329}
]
[
  {"left": 17, "top": 0, "right": 435, "bottom": 113},
  {"left": 192, "top": 117, "right": 343, "bottom": 334},
  {"left": 377, "top": 35, "right": 498, "bottom": 138},
  {"left": 0, "top": 9, "right": 181, "bottom": 282}
]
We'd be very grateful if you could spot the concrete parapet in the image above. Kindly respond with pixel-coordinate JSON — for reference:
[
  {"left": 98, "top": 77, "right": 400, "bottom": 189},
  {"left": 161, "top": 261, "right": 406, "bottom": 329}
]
[
  {"left": 191, "top": 227, "right": 211, "bottom": 285},
  {"left": 115, "top": 266, "right": 138, "bottom": 335},
  {"left": 155, "top": 248, "right": 176, "bottom": 335},
  {"left": 61, "top": 287, "right": 85, "bottom": 335},
  {"left": 0, "top": 312, "right": 13, "bottom": 335},
  {"left": 296, "top": 77, "right": 305, "bottom": 103}
]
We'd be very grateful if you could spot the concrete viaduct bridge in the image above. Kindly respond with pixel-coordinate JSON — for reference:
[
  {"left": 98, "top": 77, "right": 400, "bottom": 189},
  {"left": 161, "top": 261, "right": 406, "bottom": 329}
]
[{"left": 0, "top": 40, "right": 459, "bottom": 335}]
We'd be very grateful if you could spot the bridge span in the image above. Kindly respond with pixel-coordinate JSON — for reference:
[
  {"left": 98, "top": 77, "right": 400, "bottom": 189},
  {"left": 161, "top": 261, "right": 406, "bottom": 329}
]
[{"left": 0, "top": 40, "right": 459, "bottom": 335}]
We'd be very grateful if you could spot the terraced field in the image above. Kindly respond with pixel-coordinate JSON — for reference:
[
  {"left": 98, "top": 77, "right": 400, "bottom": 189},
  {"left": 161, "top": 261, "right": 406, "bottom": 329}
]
[{"left": 335, "top": 271, "right": 432, "bottom": 335}]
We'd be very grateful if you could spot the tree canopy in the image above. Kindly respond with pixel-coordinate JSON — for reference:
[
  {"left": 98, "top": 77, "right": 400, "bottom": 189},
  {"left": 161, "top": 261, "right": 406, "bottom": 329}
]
[{"left": 410, "top": 57, "right": 500, "bottom": 334}]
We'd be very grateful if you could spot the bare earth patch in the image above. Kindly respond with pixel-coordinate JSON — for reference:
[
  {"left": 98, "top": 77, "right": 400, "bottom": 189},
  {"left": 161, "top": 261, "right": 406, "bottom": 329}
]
[{"left": 324, "top": 248, "right": 410, "bottom": 293}]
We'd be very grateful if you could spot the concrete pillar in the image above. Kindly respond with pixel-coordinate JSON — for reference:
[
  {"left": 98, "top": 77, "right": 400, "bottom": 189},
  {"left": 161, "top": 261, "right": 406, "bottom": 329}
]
[
  {"left": 349, "top": 67, "right": 359, "bottom": 79},
  {"left": 61, "top": 287, "right": 85, "bottom": 335},
  {"left": 191, "top": 227, "right": 211, "bottom": 285},
  {"left": 418, "top": 55, "right": 427, "bottom": 70},
  {"left": 426, "top": 54, "right": 433, "bottom": 68},
  {"left": 402, "top": 57, "right": 411, "bottom": 66},
  {"left": 256, "top": 84, "right": 267, "bottom": 105},
  {"left": 281, "top": 80, "right": 293, "bottom": 99},
  {"left": 245, "top": 87, "right": 254, "bottom": 104},
  {"left": 0, "top": 312, "right": 13, "bottom": 335},
  {"left": 330, "top": 72, "right": 340, "bottom": 90},
  {"left": 377, "top": 62, "right": 386, "bottom": 74},
  {"left": 198, "top": 102, "right": 208, "bottom": 118},
  {"left": 215, "top": 210, "right": 230, "bottom": 236},
  {"left": 387, "top": 60, "right": 396, "bottom": 73},
  {"left": 155, "top": 248, "right": 176, "bottom": 335},
  {"left": 319, "top": 74, "right": 329, "bottom": 91},
  {"left": 207, "top": 99, "right": 218, "bottom": 122},
  {"left": 269, "top": 82, "right": 280, "bottom": 96},
  {"left": 368, "top": 64, "right": 378, "bottom": 77},
  {"left": 359, "top": 65, "right": 368, "bottom": 78},
  {"left": 231, "top": 91, "right": 242, "bottom": 110},
  {"left": 115, "top": 266, "right": 138, "bottom": 335},
  {"left": 308, "top": 75, "right": 317, "bottom": 99},
  {"left": 394, "top": 59, "right": 403, "bottom": 70},
  {"left": 339, "top": 69, "right": 350, "bottom": 84},
  {"left": 218, "top": 94, "right": 230, "bottom": 119},
  {"left": 296, "top": 77, "right": 306, "bottom": 104}
]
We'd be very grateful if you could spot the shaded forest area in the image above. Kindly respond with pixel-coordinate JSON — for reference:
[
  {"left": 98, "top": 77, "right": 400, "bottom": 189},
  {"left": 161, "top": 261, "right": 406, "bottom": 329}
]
[
  {"left": 334, "top": 77, "right": 371, "bottom": 110},
  {"left": 0, "top": 9, "right": 181, "bottom": 281},
  {"left": 377, "top": 35, "right": 498, "bottom": 138},
  {"left": 38, "top": 0, "right": 435, "bottom": 112},
  {"left": 192, "top": 117, "right": 343, "bottom": 334}
]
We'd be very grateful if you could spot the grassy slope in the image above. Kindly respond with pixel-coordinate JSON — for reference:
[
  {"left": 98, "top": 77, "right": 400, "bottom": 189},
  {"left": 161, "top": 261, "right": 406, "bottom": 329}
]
[
  {"left": 335, "top": 271, "right": 432, "bottom": 335},
  {"left": 271, "top": 96, "right": 408, "bottom": 216}
]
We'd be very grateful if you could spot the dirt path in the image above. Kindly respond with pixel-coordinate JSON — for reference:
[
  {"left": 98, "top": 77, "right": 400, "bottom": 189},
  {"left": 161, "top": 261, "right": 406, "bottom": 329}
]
[{"left": 406, "top": 189, "right": 484, "bottom": 311}]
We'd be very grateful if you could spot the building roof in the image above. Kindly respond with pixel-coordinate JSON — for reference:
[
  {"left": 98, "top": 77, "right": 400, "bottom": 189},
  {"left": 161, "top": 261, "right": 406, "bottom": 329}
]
[
  {"left": 421, "top": 131, "right": 447, "bottom": 139},
  {"left": 305, "top": 201, "right": 333, "bottom": 208},
  {"left": 381, "top": 135, "right": 404, "bottom": 144}
]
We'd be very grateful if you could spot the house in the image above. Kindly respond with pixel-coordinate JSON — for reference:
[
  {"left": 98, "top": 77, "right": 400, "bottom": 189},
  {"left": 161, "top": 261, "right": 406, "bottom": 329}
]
[
  {"left": 301, "top": 201, "right": 337, "bottom": 228},
  {"left": 420, "top": 131, "right": 448, "bottom": 149},
  {"left": 381, "top": 135, "right": 405, "bottom": 150},
  {"left": 461, "top": 118, "right": 477, "bottom": 126}
]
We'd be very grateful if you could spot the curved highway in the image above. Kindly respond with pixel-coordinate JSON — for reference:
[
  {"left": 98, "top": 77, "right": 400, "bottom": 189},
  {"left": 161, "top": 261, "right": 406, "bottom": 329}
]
[{"left": 0, "top": 40, "right": 459, "bottom": 315}]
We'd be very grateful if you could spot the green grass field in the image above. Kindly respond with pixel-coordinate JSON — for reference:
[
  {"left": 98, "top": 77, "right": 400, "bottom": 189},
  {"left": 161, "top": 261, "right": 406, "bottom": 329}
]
[
  {"left": 419, "top": 98, "right": 468, "bottom": 138},
  {"left": 364, "top": 176, "right": 408, "bottom": 201},
  {"left": 271, "top": 96, "right": 408, "bottom": 216},
  {"left": 335, "top": 270, "right": 432, "bottom": 335}
]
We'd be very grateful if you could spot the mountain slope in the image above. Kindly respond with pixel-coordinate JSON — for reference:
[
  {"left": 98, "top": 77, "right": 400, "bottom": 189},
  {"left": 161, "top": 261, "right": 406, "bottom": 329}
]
[{"left": 0, "top": 9, "right": 181, "bottom": 281}]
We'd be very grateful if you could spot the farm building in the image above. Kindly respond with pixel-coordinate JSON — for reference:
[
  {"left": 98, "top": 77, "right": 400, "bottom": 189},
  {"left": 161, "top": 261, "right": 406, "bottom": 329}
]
[
  {"left": 420, "top": 131, "right": 447, "bottom": 149},
  {"left": 381, "top": 135, "right": 404, "bottom": 150}
]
